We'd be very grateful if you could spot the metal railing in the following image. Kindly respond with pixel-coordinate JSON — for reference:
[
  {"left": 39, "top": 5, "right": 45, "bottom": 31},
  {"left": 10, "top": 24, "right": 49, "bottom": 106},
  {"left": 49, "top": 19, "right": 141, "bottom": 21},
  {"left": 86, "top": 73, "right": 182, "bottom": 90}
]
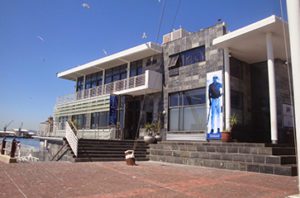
[
  {"left": 65, "top": 121, "right": 78, "bottom": 156},
  {"left": 56, "top": 73, "right": 146, "bottom": 105}
]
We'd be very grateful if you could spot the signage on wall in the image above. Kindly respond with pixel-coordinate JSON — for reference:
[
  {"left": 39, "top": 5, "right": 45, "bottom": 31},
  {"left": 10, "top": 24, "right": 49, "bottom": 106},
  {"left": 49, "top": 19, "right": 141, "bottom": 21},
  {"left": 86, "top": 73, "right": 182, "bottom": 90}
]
[
  {"left": 109, "top": 95, "right": 118, "bottom": 125},
  {"left": 206, "top": 70, "right": 223, "bottom": 140}
]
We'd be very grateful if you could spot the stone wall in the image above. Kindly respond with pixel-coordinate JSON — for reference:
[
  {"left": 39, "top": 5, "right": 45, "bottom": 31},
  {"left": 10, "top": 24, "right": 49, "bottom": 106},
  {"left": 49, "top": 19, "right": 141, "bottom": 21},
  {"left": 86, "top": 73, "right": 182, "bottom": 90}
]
[{"left": 162, "top": 23, "right": 226, "bottom": 136}]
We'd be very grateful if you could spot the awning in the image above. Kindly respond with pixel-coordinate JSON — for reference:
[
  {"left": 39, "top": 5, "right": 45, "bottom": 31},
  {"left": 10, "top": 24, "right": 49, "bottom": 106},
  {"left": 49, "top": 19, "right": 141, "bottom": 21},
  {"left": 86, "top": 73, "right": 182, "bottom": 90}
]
[
  {"left": 213, "top": 15, "right": 290, "bottom": 64},
  {"left": 57, "top": 42, "right": 162, "bottom": 81}
]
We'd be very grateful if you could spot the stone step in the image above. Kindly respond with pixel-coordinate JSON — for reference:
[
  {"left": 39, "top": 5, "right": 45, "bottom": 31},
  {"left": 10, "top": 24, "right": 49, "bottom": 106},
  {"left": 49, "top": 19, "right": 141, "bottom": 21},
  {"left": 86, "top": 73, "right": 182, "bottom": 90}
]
[
  {"left": 78, "top": 149, "right": 148, "bottom": 154},
  {"left": 149, "top": 149, "right": 296, "bottom": 165},
  {"left": 150, "top": 144, "right": 295, "bottom": 155},
  {"left": 74, "top": 157, "right": 149, "bottom": 162},
  {"left": 77, "top": 153, "right": 148, "bottom": 158},
  {"left": 149, "top": 155, "right": 297, "bottom": 176},
  {"left": 158, "top": 141, "right": 293, "bottom": 148}
]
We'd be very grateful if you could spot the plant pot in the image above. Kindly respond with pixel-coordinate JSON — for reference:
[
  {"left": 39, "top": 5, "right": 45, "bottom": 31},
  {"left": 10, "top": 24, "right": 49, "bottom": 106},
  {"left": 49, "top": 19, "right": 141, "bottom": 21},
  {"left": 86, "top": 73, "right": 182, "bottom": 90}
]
[
  {"left": 154, "top": 134, "right": 162, "bottom": 142},
  {"left": 143, "top": 135, "right": 155, "bottom": 144},
  {"left": 221, "top": 132, "right": 231, "bottom": 142}
]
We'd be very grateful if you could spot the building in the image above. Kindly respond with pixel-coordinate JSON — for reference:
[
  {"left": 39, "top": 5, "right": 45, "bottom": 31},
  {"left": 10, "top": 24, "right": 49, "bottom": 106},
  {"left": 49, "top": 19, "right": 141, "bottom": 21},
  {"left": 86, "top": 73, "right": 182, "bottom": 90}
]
[{"left": 53, "top": 15, "right": 293, "bottom": 144}]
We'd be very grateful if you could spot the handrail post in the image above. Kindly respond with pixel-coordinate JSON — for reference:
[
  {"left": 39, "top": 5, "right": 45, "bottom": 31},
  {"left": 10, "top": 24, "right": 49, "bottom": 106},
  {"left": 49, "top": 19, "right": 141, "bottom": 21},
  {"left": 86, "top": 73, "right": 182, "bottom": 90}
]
[
  {"left": 1, "top": 137, "right": 6, "bottom": 155},
  {"left": 10, "top": 138, "right": 17, "bottom": 158}
]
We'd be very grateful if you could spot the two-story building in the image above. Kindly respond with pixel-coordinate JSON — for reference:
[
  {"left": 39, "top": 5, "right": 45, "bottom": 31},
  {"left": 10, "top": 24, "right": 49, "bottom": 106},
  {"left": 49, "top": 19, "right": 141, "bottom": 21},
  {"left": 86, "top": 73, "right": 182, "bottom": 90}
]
[{"left": 53, "top": 15, "right": 293, "bottom": 144}]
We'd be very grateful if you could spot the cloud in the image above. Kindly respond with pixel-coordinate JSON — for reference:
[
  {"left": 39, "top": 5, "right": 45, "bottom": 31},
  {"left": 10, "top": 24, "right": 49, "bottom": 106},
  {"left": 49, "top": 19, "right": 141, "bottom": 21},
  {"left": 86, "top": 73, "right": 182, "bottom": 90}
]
[{"left": 82, "top": 3, "right": 91, "bottom": 9}]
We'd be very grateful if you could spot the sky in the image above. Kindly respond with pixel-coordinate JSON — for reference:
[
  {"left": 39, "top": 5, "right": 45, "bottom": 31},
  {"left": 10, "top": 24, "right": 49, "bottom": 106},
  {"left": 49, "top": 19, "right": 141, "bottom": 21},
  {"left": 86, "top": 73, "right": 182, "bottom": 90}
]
[{"left": 0, "top": 0, "right": 287, "bottom": 130}]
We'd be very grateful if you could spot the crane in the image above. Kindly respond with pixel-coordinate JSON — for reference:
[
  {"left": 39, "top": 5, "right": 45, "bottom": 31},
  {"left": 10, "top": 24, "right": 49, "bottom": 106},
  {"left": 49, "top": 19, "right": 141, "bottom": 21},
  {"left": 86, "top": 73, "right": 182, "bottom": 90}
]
[
  {"left": 18, "top": 122, "right": 23, "bottom": 132},
  {"left": 3, "top": 120, "right": 13, "bottom": 132}
]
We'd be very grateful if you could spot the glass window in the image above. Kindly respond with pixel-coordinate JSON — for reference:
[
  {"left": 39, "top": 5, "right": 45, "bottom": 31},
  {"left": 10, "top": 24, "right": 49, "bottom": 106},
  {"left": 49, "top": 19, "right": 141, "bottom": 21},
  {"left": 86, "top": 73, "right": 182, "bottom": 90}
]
[
  {"left": 168, "top": 46, "right": 205, "bottom": 72},
  {"left": 105, "top": 65, "right": 126, "bottom": 84},
  {"left": 169, "top": 92, "right": 181, "bottom": 106},
  {"left": 91, "top": 111, "right": 109, "bottom": 129},
  {"left": 183, "top": 106, "right": 206, "bottom": 130},
  {"left": 76, "top": 77, "right": 84, "bottom": 91},
  {"left": 169, "top": 108, "right": 180, "bottom": 131},
  {"left": 72, "top": 114, "right": 86, "bottom": 129},
  {"left": 183, "top": 89, "right": 206, "bottom": 105},
  {"left": 168, "top": 88, "right": 206, "bottom": 131},
  {"left": 181, "top": 46, "right": 205, "bottom": 66},
  {"left": 168, "top": 55, "right": 179, "bottom": 68},
  {"left": 130, "top": 60, "right": 143, "bottom": 77}
]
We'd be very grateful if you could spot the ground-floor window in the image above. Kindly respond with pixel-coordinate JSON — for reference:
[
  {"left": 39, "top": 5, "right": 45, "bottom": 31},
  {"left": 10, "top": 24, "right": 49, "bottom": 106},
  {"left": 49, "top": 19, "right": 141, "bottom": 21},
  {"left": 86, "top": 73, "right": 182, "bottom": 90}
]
[
  {"left": 72, "top": 114, "right": 86, "bottom": 129},
  {"left": 58, "top": 116, "right": 68, "bottom": 130},
  {"left": 91, "top": 111, "right": 109, "bottom": 129},
  {"left": 169, "top": 88, "right": 206, "bottom": 131}
]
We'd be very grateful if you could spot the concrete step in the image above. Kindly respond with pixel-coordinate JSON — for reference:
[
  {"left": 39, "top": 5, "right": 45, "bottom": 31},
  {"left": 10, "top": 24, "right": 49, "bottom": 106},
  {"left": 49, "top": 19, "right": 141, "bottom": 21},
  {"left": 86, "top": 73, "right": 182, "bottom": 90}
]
[
  {"left": 150, "top": 144, "right": 295, "bottom": 156},
  {"left": 149, "top": 149, "right": 296, "bottom": 165},
  {"left": 149, "top": 155, "right": 297, "bottom": 176},
  {"left": 74, "top": 157, "right": 149, "bottom": 162}
]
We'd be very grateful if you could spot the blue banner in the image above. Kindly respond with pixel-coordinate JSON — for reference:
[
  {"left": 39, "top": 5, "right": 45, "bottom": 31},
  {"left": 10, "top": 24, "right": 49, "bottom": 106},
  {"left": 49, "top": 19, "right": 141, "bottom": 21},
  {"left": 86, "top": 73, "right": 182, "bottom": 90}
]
[
  {"left": 109, "top": 95, "right": 118, "bottom": 125},
  {"left": 206, "top": 70, "right": 223, "bottom": 140}
]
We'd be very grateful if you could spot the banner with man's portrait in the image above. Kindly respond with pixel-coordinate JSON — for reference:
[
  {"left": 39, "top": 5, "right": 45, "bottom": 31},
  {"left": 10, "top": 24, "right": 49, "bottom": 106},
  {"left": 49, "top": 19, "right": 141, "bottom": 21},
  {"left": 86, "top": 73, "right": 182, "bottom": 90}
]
[{"left": 206, "top": 70, "right": 223, "bottom": 140}]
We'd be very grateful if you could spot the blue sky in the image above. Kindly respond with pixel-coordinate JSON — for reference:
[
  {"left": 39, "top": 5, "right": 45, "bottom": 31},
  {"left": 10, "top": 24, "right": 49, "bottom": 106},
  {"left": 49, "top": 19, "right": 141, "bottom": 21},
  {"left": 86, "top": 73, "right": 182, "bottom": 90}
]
[{"left": 0, "top": 0, "right": 287, "bottom": 130}]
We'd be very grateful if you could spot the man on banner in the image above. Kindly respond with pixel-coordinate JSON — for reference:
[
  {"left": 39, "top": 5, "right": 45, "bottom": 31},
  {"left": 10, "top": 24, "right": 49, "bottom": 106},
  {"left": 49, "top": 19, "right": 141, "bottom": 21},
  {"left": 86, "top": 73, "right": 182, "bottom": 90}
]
[{"left": 209, "top": 76, "right": 222, "bottom": 134}]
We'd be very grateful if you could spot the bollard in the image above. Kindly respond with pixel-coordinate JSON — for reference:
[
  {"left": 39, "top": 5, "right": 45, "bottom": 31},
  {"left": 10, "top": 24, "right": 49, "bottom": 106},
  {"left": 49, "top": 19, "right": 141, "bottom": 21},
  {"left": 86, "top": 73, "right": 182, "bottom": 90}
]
[
  {"left": 1, "top": 137, "right": 6, "bottom": 155},
  {"left": 10, "top": 138, "right": 17, "bottom": 158}
]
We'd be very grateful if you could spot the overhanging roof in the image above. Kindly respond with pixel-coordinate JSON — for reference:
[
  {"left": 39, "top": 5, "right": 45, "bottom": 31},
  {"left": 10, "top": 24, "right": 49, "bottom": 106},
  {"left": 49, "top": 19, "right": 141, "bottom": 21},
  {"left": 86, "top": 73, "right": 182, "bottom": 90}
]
[
  {"left": 57, "top": 42, "right": 162, "bottom": 81},
  {"left": 213, "top": 15, "right": 290, "bottom": 64}
]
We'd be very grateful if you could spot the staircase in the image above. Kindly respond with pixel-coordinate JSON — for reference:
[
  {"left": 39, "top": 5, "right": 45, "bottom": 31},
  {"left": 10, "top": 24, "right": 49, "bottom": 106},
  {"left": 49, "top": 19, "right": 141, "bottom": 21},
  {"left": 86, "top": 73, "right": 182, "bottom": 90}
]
[
  {"left": 73, "top": 139, "right": 149, "bottom": 162},
  {"left": 149, "top": 141, "right": 297, "bottom": 176}
]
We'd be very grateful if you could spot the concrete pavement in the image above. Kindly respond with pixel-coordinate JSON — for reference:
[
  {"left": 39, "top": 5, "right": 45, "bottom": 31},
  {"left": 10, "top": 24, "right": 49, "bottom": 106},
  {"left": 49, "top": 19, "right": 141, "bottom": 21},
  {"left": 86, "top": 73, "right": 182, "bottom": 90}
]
[{"left": 0, "top": 161, "right": 298, "bottom": 198}]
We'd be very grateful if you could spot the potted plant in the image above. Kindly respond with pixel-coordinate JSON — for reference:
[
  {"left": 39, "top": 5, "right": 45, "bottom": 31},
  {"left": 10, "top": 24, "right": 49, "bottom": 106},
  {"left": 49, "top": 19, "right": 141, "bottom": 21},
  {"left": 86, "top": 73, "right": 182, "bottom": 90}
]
[
  {"left": 152, "top": 121, "right": 162, "bottom": 142},
  {"left": 143, "top": 123, "right": 155, "bottom": 144},
  {"left": 222, "top": 114, "right": 238, "bottom": 142}
]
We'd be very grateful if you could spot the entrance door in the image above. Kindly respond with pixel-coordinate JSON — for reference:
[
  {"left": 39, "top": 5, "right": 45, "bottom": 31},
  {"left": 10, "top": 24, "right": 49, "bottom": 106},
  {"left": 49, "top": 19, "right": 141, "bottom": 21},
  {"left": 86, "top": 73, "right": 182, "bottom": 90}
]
[{"left": 124, "top": 99, "right": 141, "bottom": 139}]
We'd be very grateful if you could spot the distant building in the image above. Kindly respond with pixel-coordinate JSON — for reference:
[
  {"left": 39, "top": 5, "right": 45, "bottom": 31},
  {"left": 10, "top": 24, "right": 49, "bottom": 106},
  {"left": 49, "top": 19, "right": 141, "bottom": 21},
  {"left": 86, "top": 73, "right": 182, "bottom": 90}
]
[{"left": 53, "top": 15, "right": 293, "bottom": 144}]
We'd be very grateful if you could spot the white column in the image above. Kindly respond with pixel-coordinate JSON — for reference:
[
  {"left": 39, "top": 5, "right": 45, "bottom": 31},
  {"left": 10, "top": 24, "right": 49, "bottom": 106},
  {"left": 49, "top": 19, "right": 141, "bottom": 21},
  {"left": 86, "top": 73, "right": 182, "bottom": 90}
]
[
  {"left": 287, "top": 0, "right": 300, "bottom": 191},
  {"left": 126, "top": 62, "right": 130, "bottom": 88},
  {"left": 224, "top": 47, "right": 231, "bottom": 130},
  {"left": 266, "top": 32, "right": 278, "bottom": 144},
  {"left": 102, "top": 69, "right": 105, "bottom": 95}
]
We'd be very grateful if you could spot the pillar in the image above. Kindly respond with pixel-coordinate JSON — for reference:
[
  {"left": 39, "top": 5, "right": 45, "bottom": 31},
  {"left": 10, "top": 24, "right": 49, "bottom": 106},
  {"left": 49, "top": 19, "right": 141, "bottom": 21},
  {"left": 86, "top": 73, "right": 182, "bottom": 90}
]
[
  {"left": 266, "top": 32, "right": 278, "bottom": 144},
  {"left": 287, "top": 0, "right": 300, "bottom": 191},
  {"left": 224, "top": 47, "right": 231, "bottom": 130}
]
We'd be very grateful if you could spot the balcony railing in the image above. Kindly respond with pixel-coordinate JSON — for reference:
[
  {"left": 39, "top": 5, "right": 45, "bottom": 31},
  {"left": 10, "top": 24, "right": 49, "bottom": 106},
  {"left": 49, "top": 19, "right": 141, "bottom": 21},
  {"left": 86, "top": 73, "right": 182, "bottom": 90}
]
[{"left": 56, "top": 74, "right": 146, "bottom": 105}]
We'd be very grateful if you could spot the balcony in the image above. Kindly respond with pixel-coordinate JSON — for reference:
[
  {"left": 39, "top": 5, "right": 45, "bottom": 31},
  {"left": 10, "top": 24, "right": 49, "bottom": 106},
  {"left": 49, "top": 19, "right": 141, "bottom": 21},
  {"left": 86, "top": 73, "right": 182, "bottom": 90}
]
[{"left": 56, "top": 70, "right": 162, "bottom": 105}]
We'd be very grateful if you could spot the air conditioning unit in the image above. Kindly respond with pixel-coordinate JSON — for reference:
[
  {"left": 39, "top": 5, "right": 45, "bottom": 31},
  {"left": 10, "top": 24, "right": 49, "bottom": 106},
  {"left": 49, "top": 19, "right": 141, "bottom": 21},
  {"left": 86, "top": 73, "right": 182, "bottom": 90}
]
[
  {"left": 163, "top": 28, "right": 190, "bottom": 44},
  {"left": 163, "top": 33, "right": 171, "bottom": 44}
]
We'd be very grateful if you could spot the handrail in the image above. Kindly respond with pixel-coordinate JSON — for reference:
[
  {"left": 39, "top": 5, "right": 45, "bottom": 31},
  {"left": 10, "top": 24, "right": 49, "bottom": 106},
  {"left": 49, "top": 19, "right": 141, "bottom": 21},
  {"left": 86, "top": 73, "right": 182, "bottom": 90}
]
[
  {"left": 65, "top": 121, "right": 78, "bottom": 156},
  {"left": 50, "top": 143, "right": 68, "bottom": 161},
  {"left": 56, "top": 73, "right": 147, "bottom": 105}
]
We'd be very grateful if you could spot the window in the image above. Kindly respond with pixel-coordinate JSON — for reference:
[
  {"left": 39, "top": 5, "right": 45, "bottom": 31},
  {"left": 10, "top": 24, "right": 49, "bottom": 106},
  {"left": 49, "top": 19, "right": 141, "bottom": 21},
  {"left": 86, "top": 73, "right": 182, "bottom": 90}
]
[
  {"left": 168, "top": 46, "right": 205, "bottom": 68},
  {"left": 169, "top": 88, "right": 206, "bottom": 131},
  {"left": 146, "top": 57, "right": 157, "bottom": 67},
  {"left": 105, "top": 64, "right": 127, "bottom": 84},
  {"left": 91, "top": 112, "right": 109, "bottom": 129},
  {"left": 85, "top": 72, "right": 103, "bottom": 89},
  {"left": 130, "top": 60, "right": 143, "bottom": 77},
  {"left": 76, "top": 77, "right": 84, "bottom": 91},
  {"left": 231, "top": 90, "right": 243, "bottom": 109},
  {"left": 72, "top": 114, "right": 86, "bottom": 129}
]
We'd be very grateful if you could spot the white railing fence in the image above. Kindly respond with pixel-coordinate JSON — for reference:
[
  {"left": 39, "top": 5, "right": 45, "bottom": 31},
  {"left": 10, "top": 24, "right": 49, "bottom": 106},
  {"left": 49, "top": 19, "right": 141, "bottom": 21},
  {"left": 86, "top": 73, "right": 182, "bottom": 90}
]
[
  {"left": 56, "top": 73, "right": 146, "bottom": 105},
  {"left": 65, "top": 121, "right": 78, "bottom": 157}
]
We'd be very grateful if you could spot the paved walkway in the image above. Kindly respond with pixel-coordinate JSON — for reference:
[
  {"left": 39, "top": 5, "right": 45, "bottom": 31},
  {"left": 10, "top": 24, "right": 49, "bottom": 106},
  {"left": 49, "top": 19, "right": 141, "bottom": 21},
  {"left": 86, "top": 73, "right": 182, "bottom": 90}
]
[{"left": 0, "top": 161, "right": 298, "bottom": 198}]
